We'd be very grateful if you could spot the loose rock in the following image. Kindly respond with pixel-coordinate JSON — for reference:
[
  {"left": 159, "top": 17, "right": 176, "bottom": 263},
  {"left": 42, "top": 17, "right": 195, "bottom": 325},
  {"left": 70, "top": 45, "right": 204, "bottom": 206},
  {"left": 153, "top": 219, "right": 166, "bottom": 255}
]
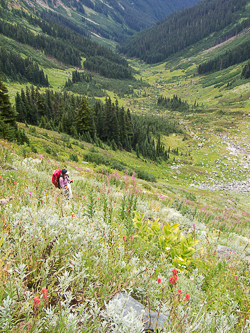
[
  {"left": 216, "top": 245, "right": 235, "bottom": 259},
  {"left": 110, "top": 292, "right": 167, "bottom": 331}
]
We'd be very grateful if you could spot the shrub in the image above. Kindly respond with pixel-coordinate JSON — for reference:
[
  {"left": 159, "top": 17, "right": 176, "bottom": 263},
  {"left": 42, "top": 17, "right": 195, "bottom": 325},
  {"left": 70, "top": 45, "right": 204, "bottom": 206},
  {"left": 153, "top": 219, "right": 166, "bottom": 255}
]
[
  {"left": 30, "top": 145, "right": 38, "bottom": 153},
  {"left": 29, "top": 126, "right": 36, "bottom": 134},
  {"left": 61, "top": 133, "right": 70, "bottom": 143},
  {"left": 69, "top": 153, "right": 79, "bottom": 162},
  {"left": 130, "top": 168, "right": 157, "bottom": 182},
  {"left": 83, "top": 152, "right": 108, "bottom": 165},
  {"left": 110, "top": 160, "right": 127, "bottom": 172}
]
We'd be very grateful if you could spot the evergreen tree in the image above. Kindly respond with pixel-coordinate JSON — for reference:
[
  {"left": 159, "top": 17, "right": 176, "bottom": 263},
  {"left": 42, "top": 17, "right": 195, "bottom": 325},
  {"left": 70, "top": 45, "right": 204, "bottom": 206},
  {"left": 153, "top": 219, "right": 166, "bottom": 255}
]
[
  {"left": 76, "top": 95, "right": 92, "bottom": 134},
  {"left": 136, "top": 143, "right": 140, "bottom": 158},
  {"left": 0, "top": 78, "right": 16, "bottom": 140}
]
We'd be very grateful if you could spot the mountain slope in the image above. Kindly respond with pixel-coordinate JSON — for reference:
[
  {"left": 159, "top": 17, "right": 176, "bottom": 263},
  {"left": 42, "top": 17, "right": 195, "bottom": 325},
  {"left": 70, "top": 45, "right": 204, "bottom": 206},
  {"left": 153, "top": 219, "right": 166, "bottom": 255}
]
[
  {"left": 0, "top": 0, "right": 134, "bottom": 87},
  {"left": 19, "top": 0, "right": 201, "bottom": 45},
  {"left": 119, "top": 0, "right": 250, "bottom": 63}
]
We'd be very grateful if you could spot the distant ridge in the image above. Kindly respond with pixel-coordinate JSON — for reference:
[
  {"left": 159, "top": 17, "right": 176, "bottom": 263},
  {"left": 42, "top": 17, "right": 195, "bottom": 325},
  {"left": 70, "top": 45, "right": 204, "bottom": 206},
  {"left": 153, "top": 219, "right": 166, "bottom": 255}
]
[
  {"left": 18, "top": 0, "right": 201, "bottom": 44},
  {"left": 119, "top": 0, "right": 250, "bottom": 63}
]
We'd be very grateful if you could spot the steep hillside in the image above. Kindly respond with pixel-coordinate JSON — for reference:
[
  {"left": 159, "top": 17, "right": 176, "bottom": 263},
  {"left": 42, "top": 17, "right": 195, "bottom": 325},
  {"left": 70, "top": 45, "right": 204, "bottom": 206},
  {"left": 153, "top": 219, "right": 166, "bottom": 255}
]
[
  {"left": 1, "top": 119, "right": 250, "bottom": 331},
  {"left": 120, "top": 0, "right": 250, "bottom": 63},
  {"left": 0, "top": 0, "right": 134, "bottom": 87},
  {"left": 19, "top": 0, "right": 201, "bottom": 45}
]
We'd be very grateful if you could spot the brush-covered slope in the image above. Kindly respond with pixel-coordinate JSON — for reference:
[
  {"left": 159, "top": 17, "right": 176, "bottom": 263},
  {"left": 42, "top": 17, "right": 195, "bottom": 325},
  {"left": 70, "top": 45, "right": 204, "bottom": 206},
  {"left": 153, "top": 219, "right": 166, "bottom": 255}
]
[
  {"left": 119, "top": 0, "right": 250, "bottom": 63},
  {"left": 20, "top": 0, "right": 201, "bottom": 44},
  {"left": 0, "top": 0, "right": 133, "bottom": 88},
  {"left": 1, "top": 123, "right": 250, "bottom": 331}
]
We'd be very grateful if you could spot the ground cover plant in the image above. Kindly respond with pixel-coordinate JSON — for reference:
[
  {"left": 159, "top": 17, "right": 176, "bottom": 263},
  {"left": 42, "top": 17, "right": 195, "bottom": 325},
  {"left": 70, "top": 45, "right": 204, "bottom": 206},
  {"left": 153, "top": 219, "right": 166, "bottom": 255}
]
[{"left": 1, "top": 134, "right": 250, "bottom": 332}]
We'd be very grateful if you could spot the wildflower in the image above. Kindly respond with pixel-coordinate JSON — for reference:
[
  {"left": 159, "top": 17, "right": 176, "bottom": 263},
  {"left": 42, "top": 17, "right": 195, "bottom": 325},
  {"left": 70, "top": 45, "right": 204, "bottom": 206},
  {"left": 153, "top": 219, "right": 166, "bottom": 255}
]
[
  {"left": 29, "top": 192, "right": 32, "bottom": 197},
  {"left": 184, "top": 294, "right": 190, "bottom": 301},
  {"left": 172, "top": 269, "right": 178, "bottom": 276},
  {"left": 26, "top": 185, "right": 28, "bottom": 188},
  {"left": 123, "top": 236, "right": 126, "bottom": 242},
  {"left": 14, "top": 181, "right": 17, "bottom": 185},
  {"left": 170, "top": 276, "right": 177, "bottom": 285},
  {"left": 33, "top": 296, "right": 40, "bottom": 309},
  {"left": 178, "top": 289, "right": 182, "bottom": 294},
  {"left": 42, "top": 191, "right": 45, "bottom": 195},
  {"left": 72, "top": 214, "right": 74, "bottom": 217},
  {"left": 235, "top": 275, "right": 239, "bottom": 280},
  {"left": 157, "top": 278, "right": 161, "bottom": 284},
  {"left": 42, "top": 287, "right": 48, "bottom": 305},
  {"left": 130, "top": 235, "right": 133, "bottom": 241}
]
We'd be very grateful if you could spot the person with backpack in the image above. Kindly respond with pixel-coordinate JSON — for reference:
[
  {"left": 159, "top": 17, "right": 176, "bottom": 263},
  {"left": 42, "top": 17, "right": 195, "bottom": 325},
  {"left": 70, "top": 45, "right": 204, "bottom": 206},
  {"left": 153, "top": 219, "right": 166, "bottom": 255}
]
[
  {"left": 59, "top": 169, "right": 73, "bottom": 199},
  {"left": 52, "top": 168, "right": 73, "bottom": 199}
]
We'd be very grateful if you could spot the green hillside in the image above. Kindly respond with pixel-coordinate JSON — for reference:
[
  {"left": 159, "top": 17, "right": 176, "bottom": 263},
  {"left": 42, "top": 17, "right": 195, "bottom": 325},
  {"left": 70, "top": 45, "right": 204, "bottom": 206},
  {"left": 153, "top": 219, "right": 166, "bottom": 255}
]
[
  {"left": 119, "top": 0, "right": 250, "bottom": 63},
  {"left": 21, "top": 0, "right": 201, "bottom": 45}
]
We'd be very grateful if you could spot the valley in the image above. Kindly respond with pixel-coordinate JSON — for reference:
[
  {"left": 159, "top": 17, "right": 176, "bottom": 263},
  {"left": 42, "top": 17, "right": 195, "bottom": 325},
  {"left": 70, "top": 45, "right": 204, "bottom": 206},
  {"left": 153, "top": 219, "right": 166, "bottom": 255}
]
[{"left": 1, "top": 0, "right": 250, "bottom": 331}]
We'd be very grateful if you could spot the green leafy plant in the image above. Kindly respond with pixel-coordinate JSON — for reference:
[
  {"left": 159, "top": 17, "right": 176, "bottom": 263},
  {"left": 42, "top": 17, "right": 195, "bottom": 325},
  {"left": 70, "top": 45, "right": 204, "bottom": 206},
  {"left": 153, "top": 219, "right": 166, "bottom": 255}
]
[{"left": 133, "top": 212, "right": 203, "bottom": 270}]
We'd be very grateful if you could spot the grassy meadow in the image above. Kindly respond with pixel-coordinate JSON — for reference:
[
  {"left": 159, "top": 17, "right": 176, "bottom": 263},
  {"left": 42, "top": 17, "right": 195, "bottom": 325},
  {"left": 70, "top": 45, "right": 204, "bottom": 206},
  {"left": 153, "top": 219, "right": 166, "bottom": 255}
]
[{"left": 1, "top": 117, "right": 250, "bottom": 331}]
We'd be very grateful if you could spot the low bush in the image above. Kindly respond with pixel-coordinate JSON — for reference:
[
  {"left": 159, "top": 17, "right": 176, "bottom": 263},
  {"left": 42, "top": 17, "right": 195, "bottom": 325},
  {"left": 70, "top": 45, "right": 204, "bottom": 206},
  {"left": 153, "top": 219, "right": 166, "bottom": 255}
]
[
  {"left": 83, "top": 152, "right": 109, "bottom": 165},
  {"left": 69, "top": 153, "right": 79, "bottom": 162},
  {"left": 132, "top": 167, "right": 157, "bottom": 182}
]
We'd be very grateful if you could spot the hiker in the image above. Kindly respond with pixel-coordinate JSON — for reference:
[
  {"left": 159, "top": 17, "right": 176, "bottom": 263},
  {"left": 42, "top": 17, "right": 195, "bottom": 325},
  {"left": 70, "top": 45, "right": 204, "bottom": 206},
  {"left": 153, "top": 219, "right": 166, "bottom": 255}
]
[
  {"left": 59, "top": 169, "right": 73, "bottom": 199},
  {"left": 52, "top": 168, "right": 73, "bottom": 199}
]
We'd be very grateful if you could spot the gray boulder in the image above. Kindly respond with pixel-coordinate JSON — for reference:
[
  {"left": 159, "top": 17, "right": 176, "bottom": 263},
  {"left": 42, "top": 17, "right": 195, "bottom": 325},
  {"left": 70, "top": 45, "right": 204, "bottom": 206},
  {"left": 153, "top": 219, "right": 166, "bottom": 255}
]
[
  {"left": 110, "top": 292, "right": 167, "bottom": 331},
  {"left": 216, "top": 245, "right": 235, "bottom": 259}
]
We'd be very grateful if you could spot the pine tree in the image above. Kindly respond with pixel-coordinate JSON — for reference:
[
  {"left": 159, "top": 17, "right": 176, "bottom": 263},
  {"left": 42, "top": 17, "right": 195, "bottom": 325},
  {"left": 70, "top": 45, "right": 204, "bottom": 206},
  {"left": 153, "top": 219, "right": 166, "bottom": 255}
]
[
  {"left": 136, "top": 143, "right": 140, "bottom": 158},
  {"left": 0, "top": 78, "right": 17, "bottom": 140},
  {"left": 76, "top": 95, "right": 92, "bottom": 134}
]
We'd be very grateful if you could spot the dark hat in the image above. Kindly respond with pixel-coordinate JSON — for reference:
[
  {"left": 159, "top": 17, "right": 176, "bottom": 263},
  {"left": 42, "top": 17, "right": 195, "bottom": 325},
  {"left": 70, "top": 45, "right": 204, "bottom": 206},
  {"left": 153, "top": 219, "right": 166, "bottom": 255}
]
[{"left": 62, "top": 169, "right": 68, "bottom": 175}]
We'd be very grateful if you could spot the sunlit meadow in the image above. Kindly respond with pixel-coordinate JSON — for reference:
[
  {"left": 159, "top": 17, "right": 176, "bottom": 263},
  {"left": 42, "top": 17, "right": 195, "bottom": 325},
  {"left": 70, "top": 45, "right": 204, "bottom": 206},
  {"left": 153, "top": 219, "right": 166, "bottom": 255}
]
[{"left": 1, "top": 139, "right": 250, "bottom": 333}]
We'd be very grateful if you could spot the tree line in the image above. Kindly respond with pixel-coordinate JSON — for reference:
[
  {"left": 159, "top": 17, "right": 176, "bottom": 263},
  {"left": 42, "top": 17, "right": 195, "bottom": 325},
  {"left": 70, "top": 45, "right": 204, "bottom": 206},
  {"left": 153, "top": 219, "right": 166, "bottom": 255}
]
[
  {"left": 119, "top": 0, "right": 248, "bottom": 63},
  {"left": 15, "top": 87, "right": 183, "bottom": 161},
  {"left": 198, "top": 39, "right": 250, "bottom": 74},
  {"left": 0, "top": 19, "right": 81, "bottom": 66},
  {"left": 19, "top": 7, "right": 132, "bottom": 73},
  {"left": 0, "top": 4, "right": 132, "bottom": 79},
  {"left": 0, "top": 47, "right": 49, "bottom": 86}
]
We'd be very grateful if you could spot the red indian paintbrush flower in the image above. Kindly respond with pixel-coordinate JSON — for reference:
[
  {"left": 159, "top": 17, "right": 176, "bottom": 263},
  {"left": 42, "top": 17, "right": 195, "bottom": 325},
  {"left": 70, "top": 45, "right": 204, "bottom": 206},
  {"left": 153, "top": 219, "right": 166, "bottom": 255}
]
[
  {"left": 33, "top": 296, "right": 40, "bottom": 309},
  {"left": 42, "top": 287, "right": 48, "bottom": 305},
  {"left": 170, "top": 276, "right": 177, "bottom": 285}
]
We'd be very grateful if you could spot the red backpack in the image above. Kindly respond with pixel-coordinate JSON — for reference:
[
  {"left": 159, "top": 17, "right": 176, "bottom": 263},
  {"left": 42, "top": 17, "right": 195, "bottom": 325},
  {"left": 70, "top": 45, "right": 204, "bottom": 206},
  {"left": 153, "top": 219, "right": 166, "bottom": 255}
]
[{"left": 52, "top": 169, "right": 62, "bottom": 188}]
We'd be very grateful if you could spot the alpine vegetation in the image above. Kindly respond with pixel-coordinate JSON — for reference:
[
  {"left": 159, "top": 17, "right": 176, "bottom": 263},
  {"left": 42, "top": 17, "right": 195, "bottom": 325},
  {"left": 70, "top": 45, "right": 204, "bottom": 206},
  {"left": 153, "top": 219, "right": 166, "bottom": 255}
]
[{"left": 1, "top": 139, "right": 250, "bottom": 332}]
